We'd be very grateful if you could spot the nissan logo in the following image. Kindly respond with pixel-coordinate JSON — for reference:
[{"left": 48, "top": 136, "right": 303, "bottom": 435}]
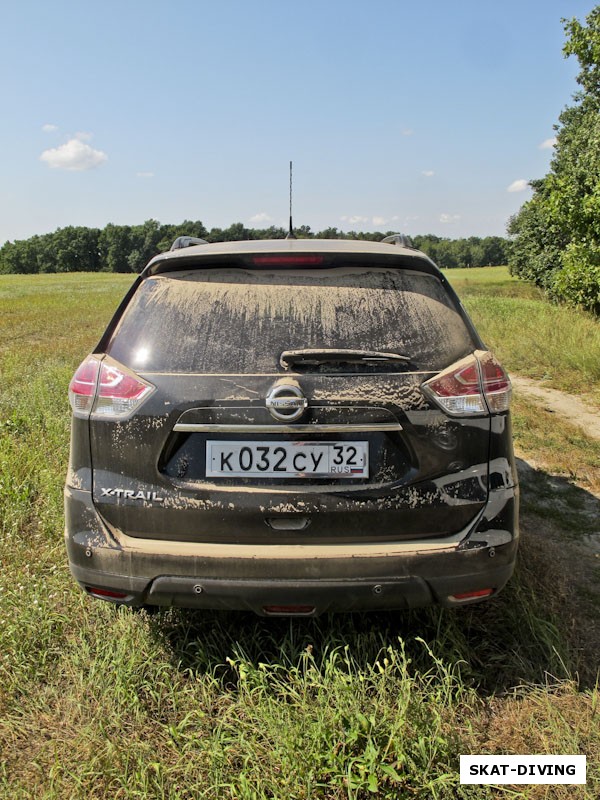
[{"left": 266, "top": 384, "right": 307, "bottom": 422}]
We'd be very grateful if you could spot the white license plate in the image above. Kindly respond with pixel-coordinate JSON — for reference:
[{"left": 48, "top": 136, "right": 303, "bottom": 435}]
[{"left": 206, "top": 440, "right": 369, "bottom": 478}]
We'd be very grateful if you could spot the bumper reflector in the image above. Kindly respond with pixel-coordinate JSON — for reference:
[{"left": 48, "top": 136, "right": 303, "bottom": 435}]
[
  {"left": 86, "top": 586, "right": 131, "bottom": 600},
  {"left": 450, "top": 588, "right": 494, "bottom": 601},
  {"left": 262, "top": 605, "right": 316, "bottom": 616}
]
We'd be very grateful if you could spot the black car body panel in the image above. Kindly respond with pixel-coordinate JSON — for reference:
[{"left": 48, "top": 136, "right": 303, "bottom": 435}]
[{"left": 65, "top": 238, "right": 518, "bottom": 614}]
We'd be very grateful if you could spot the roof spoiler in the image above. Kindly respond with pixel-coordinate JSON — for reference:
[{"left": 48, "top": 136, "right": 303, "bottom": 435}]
[
  {"left": 170, "top": 236, "right": 209, "bottom": 251},
  {"left": 381, "top": 233, "right": 414, "bottom": 248}
]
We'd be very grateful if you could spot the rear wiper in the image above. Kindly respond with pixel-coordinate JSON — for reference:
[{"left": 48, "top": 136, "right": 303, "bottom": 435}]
[{"left": 280, "top": 348, "right": 412, "bottom": 369}]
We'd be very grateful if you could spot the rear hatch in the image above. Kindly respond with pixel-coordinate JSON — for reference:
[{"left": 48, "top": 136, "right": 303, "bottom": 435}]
[{"left": 89, "top": 253, "right": 490, "bottom": 544}]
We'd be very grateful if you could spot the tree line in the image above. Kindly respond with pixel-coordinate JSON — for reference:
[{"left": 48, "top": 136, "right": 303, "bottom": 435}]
[
  {"left": 0, "top": 220, "right": 509, "bottom": 275},
  {"left": 508, "top": 6, "right": 600, "bottom": 315}
]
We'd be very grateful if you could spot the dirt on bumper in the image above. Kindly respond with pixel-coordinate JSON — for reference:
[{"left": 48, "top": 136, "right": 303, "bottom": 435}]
[{"left": 65, "top": 484, "right": 518, "bottom": 614}]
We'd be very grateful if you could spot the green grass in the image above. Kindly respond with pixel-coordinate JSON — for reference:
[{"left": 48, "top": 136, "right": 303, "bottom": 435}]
[
  {"left": 1, "top": 270, "right": 599, "bottom": 799},
  {"left": 446, "top": 267, "right": 600, "bottom": 398},
  {"left": 511, "top": 395, "right": 600, "bottom": 495}
]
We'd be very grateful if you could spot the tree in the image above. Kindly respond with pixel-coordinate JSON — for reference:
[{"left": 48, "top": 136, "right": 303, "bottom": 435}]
[
  {"left": 156, "top": 220, "right": 209, "bottom": 253},
  {"left": 52, "top": 226, "right": 101, "bottom": 272},
  {"left": 99, "top": 224, "right": 133, "bottom": 272},
  {"left": 294, "top": 225, "right": 313, "bottom": 239},
  {"left": 508, "top": 6, "right": 600, "bottom": 314},
  {"left": 0, "top": 220, "right": 512, "bottom": 275},
  {"left": 481, "top": 236, "right": 509, "bottom": 266},
  {"left": 315, "top": 227, "right": 343, "bottom": 239}
]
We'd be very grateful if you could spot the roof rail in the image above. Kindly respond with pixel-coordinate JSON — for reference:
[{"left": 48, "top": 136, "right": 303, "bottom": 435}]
[
  {"left": 381, "top": 233, "right": 414, "bottom": 248},
  {"left": 170, "top": 236, "right": 209, "bottom": 251}
]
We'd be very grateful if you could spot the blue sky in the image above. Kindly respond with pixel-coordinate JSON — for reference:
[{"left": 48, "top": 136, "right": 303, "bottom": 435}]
[{"left": 0, "top": 0, "right": 594, "bottom": 243}]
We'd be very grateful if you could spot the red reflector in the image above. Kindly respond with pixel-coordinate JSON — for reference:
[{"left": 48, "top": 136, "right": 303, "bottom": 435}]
[
  {"left": 252, "top": 255, "right": 324, "bottom": 266},
  {"left": 86, "top": 586, "right": 130, "bottom": 600},
  {"left": 263, "top": 605, "right": 315, "bottom": 615},
  {"left": 451, "top": 588, "right": 494, "bottom": 600}
]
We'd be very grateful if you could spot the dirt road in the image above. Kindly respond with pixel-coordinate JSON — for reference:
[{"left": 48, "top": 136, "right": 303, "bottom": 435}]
[{"left": 511, "top": 375, "right": 600, "bottom": 440}]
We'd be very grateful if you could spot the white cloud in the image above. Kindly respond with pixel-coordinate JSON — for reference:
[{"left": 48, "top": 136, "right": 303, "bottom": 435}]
[
  {"left": 74, "top": 131, "right": 93, "bottom": 142},
  {"left": 42, "top": 123, "right": 58, "bottom": 133},
  {"left": 440, "top": 213, "right": 461, "bottom": 224},
  {"left": 507, "top": 179, "right": 529, "bottom": 193},
  {"left": 341, "top": 215, "right": 368, "bottom": 225},
  {"left": 137, "top": 171, "right": 154, "bottom": 178},
  {"left": 40, "top": 137, "right": 108, "bottom": 171},
  {"left": 539, "top": 137, "right": 557, "bottom": 150},
  {"left": 422, "top": 170, "right": 434, "bottom": 177},
  {"left": 340, "top": 215, "right": 393, "bottom": 228},
  {"left": 249, "top": 212, "right": 273, "bottom": 224}
]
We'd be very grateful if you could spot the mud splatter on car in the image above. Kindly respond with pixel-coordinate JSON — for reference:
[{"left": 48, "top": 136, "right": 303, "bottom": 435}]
[{"left": 65, "top": 237, "right": 518, "bottom": 614}]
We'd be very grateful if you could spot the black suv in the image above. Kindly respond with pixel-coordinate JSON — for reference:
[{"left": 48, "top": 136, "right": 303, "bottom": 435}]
[{"left": 65, "top": 236, "right": 518, "bottom": 615}]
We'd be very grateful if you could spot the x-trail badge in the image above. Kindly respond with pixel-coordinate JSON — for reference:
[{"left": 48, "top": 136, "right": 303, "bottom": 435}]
[{"left": 266, "top": 383, "right": 307, "bottom": 422}]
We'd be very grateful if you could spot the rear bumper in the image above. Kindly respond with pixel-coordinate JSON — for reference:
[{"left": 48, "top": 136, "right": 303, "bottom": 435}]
[{"left": 64, "top": 483, "right": 518, "bottom": 615}]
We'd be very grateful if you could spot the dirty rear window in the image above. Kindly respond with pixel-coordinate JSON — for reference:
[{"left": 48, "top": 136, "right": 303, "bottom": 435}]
[{"left": 106, "top": 267, "right": 477, "bottom": 373}]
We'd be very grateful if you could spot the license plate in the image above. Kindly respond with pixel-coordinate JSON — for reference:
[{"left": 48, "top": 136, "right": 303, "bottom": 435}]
[{"left": 206, "top": 440, "right": 369, "bottom": 478}]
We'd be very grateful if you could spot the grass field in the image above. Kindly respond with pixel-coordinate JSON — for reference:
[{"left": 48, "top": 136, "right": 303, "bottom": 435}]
[
  {"left": 446, "top": 267, "right": 600, "bottom": 399},
  {"left": 0, "top": 267, "right": 598, "bottom": 799}
]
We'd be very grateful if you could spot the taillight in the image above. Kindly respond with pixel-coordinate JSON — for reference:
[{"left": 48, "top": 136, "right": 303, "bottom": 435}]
[
  {"left": 68, "top": 356, "right": 154, "bottom": 419},
  {"left": 478, "top": 351, "right": 512, "bottom": 413},
  {"left": 93, "top": 360, "right": 154, "bottom": 417},
  {"left": 68, "top": 357, "right": 100, "bottom": 415},
  {"left": 422, "top": 352, "right": 511, "bottom": 416}
]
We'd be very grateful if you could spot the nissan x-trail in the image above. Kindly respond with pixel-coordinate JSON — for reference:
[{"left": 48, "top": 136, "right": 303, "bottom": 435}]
[{"left": 65, "top": 236, "right": 518, "bottom": 615}]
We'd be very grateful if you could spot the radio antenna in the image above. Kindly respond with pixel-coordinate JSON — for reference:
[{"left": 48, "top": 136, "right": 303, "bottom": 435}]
[{"left": 286, "top": 160, "right": 296, "bottom": 239}]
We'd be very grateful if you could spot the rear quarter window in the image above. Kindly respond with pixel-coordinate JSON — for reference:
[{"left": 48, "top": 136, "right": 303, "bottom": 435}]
[{"left": 106, "top": 266, "right": 477, "bottom": 373}]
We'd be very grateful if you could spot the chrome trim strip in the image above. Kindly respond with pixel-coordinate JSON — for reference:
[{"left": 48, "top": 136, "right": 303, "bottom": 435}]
[{"left": 173, "top": 422, "right": 402, "bottom": 434}]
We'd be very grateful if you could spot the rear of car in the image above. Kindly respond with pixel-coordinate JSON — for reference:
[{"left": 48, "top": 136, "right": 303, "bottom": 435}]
[{"left": 65, "top": 238, "right": 518, "bottom": 615}]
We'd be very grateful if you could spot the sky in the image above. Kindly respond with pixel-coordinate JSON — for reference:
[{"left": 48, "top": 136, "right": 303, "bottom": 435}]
[{"left": 0, "top": 0, "right": 595, "bottom": 244}]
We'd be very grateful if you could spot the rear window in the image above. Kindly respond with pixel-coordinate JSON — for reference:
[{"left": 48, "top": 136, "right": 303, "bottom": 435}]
[{"left": 106, "top": 266, "right": 477, "bottom": 373}]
